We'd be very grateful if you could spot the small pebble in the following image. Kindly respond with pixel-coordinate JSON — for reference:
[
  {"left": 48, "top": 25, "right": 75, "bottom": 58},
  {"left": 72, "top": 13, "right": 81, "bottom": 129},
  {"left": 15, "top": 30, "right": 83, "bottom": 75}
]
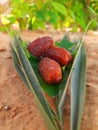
[
  {"left": 0, "top": 47, "right": 6, "bottom": 52},
  {"left": 4, "top": 105, "right": 9, "bottom": 110}
]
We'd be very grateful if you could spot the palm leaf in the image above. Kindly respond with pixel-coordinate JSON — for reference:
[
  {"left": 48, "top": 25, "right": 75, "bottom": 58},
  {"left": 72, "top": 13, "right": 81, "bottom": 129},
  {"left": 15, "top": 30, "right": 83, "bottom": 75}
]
[
  {"left": 71, "top": 43, "right": 86, "bottom": 130},
  {"left": 12, "top": 47, "right": 30, "bottom": 88},
  {"left": 55, "top": 38, "right": 84, "bottom": 129},
  {"left": 11, "top": 34, "right": 60, "bottom": 130}
]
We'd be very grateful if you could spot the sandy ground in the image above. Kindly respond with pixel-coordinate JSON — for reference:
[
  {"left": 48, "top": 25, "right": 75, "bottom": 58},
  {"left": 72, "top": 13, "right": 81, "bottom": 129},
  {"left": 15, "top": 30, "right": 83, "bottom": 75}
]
[{"left": 0, "top": 30, "right": 98, "bottom": 130}]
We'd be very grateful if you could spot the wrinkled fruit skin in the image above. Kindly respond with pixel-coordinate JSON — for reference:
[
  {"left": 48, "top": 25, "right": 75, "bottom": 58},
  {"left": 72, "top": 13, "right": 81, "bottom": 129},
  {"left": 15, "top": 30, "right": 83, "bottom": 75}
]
[
  {"left": 38, "top": 57, "right": 62, "bottom": 84},
  {"left": 44, "top": 46, "right": 72, "bottom": 66},
  {"left": 27, "top": 36, "right": 53, "bottom": 57}
]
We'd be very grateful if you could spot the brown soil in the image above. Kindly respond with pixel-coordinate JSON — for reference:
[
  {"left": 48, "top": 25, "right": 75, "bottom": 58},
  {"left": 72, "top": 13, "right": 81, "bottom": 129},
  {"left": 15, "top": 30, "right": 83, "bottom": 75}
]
[{"left": 0, "top": 30, "right": 98, "bottom": 130}]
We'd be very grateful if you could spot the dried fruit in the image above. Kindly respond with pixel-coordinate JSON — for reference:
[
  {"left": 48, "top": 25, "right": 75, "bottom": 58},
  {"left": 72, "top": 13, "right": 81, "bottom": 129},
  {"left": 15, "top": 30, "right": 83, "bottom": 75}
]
[
  {"left": 44, "top": 46, "right": 72, "bottom": 66},
  {"left": 38, "top": 57, "right": 62, "bottom": 84},
  {"left": 27, "top": 36, "right": 53, "bottom": 57}
]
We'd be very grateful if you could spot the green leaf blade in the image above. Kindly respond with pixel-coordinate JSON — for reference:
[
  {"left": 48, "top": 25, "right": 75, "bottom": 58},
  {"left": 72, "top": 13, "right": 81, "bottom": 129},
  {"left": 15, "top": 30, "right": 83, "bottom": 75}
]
[
  {"left": 55, "top": 34, "right": 75, "bottom": 54},
  {"left": 12, "top": 47, "right": 30, "bottom": 89},
  {"left": 71, "top": 43, "right": 86, "bottom": 130},
  {"left": 51, "top": 2, "right": 67, "bottom": 16}
]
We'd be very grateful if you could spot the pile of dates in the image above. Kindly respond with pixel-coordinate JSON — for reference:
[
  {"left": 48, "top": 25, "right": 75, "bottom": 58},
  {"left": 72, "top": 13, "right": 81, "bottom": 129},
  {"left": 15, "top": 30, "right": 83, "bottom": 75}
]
[{"left": 27, "top": 36, "right": 72, "bottom": 84}]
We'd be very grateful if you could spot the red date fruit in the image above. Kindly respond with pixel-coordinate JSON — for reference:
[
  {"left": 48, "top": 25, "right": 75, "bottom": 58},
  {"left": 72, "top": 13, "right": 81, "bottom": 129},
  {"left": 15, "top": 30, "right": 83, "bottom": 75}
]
[
  {"left": 27, "top": 36, "right": 53, "bottom": 57},
  {"left": 44, "top": 46, "right": 72, "bottom": 66},
  {"left": 38, "top": 57, "right": 62, "bottom": 84}
]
